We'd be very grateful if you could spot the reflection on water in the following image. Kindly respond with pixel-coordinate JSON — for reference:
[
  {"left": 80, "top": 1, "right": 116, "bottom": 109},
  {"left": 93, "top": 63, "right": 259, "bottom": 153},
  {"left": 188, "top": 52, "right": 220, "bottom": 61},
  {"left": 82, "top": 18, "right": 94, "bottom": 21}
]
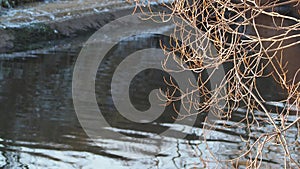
[{"left": 0, "top": 35, "right": 299, "bottom": 168}]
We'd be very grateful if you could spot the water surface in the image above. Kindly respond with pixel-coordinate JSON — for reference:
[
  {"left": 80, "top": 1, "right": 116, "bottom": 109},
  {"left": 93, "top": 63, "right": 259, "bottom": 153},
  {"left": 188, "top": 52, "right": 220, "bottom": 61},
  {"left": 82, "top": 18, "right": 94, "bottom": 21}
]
[{"left": 0, "top": 35, "right": 299, "bottom": 169}]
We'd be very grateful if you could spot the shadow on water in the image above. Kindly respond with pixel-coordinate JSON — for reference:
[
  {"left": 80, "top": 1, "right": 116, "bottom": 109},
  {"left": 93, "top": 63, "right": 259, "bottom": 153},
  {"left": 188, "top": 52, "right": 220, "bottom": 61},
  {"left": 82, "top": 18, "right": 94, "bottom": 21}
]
[
  {"left": 0, "top": 34, "right": 298, "bottom": 168},
  {"left": 0, "top": 47, "right": 134, "bottom": 168}
]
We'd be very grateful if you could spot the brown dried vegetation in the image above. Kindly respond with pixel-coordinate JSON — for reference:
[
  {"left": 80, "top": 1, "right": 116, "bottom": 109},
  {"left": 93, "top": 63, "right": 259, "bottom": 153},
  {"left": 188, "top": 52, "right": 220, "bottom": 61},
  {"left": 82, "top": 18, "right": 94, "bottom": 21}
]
[{"left": 130, "top": 0, "right": 300, "bottom": 168}]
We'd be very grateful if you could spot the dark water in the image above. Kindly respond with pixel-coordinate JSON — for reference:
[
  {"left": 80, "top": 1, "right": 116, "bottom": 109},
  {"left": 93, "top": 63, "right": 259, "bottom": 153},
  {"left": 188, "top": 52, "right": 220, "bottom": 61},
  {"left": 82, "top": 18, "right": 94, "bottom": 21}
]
[{"left": 0, "top": 35, "right": 299, "bottom": 169}]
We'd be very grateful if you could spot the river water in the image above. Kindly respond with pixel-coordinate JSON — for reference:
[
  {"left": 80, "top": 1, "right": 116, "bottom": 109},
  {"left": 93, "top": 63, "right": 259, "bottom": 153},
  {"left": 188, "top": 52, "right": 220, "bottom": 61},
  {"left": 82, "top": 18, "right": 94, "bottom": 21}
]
[{"left": 0, "top": 33, "right": 299, "bottom": 169}]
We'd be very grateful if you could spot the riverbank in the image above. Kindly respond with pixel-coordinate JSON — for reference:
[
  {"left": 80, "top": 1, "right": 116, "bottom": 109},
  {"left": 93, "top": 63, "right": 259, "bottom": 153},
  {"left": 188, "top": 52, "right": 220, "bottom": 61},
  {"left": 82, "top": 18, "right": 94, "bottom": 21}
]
[{"left": 0, "top": 0, "right": 162, "bottom": 53}]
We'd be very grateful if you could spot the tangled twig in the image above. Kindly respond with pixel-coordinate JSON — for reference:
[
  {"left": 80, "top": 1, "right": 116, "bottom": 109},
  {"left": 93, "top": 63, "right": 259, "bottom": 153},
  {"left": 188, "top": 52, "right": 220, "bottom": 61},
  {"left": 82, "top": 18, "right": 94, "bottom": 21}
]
[{"left": 130, "top": 0, "right": 300, "bottom": 168}]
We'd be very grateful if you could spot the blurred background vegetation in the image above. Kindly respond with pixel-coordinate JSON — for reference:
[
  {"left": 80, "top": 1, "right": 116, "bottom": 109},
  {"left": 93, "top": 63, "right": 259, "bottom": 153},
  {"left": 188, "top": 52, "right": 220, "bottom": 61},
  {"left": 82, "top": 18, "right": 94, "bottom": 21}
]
[{"left": 1, "top": 0, "right": 53, "bottom": 8}]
